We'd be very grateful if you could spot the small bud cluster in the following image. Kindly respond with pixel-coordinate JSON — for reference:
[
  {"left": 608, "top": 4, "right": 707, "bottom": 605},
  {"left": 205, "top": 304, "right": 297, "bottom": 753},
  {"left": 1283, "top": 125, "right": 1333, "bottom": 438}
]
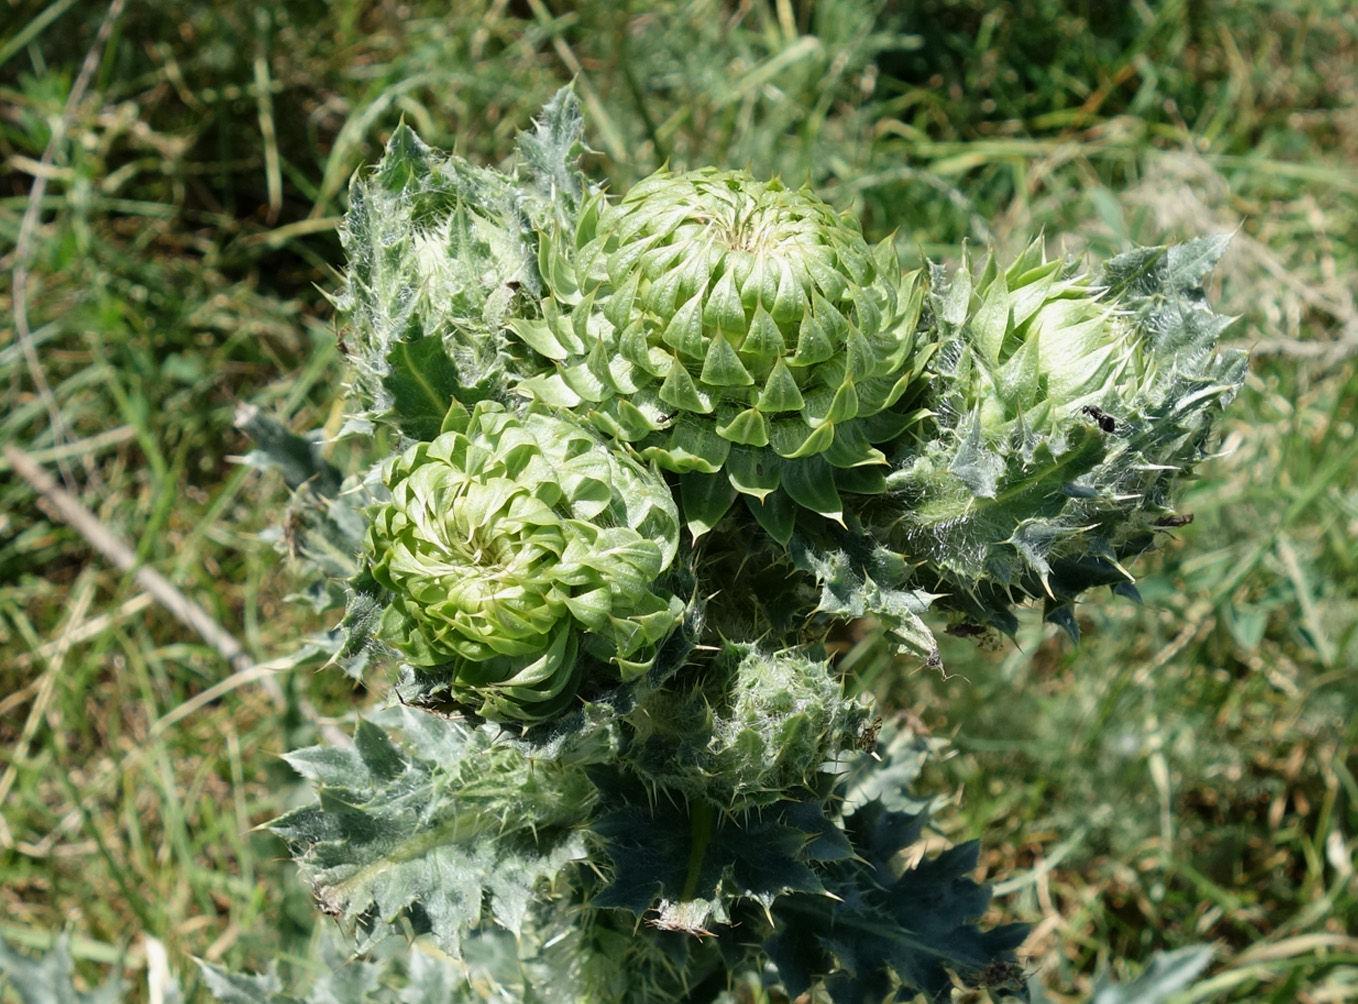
[
  {"left": 624, "top": 645, "right": 870, "bottom": 810},
  {"left": 881, "top": 240, "right": 1247, "bottom": 634}
]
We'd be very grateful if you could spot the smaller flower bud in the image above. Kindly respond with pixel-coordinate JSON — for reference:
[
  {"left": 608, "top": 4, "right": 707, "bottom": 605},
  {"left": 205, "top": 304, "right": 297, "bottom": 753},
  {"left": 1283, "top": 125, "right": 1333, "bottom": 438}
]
[{"left": 367, "top": 401, "right": 686, "bottom": 722}]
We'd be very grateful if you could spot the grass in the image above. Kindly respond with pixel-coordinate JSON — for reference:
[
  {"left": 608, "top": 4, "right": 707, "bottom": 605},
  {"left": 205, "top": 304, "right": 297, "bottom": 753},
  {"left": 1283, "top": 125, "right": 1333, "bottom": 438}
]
[{"left": 1, "top": 1, "right": 1355, "bottom": 1001}]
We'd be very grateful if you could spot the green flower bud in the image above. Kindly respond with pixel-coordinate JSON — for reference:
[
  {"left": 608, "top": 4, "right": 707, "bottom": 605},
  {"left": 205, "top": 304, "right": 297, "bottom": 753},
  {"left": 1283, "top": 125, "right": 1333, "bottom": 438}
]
[
  {"left": 512, "top": 168, "right": 933, "bottom": 541},
  {"left": 624, "top": 645, "right": 870, "bottom": 811},
  {"left": 883, "top": 238, "right": 1248, "bottom": 633},
  {"left": 367, "top": 400, "right": 686, "bottom": 722}
]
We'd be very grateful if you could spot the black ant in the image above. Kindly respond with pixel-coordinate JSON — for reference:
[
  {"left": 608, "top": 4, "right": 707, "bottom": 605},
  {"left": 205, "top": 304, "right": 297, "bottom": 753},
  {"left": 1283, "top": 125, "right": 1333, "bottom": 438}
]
[
  {"left": 1081, "top": 405, "right": 1116, "bottom": 433},
  {"left": 1154, "top": 513, "right": 1195, "bottom": 528},
  {"left": 945, "top": 622, "right": 988, "bottom": 639}
]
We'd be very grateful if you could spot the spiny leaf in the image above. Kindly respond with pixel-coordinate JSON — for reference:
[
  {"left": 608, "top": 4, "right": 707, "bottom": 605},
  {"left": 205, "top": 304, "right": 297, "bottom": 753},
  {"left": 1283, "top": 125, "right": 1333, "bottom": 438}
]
[
  {"left": 515, "top": 85, "right": 588, "bottom": 221},
  {"left": 788, "top": 529, "right": 942, "bottom": 665},
  {"left": 272, "top": 711, "right": 593, "bottom": 956},
  {"left": 235, "top": 404, "right": 344, "bottom": 497},
  {"left": 331, "top": 574, "right": 387, "bottom": 680},
  {"left": 198, "top": 965, "right": 299, "bottom": 1004},
  {"left": 338, "top": 127, "right": 539, "bottom": 436},
  {"left": 380, "top": 334, "right": 476, "bottom": 443},
  {"left": 766, "top": 794, "right": 1025, "bottom": 1003},
  {"left": 0, "top": 936, "right": 125, "bottom": 1004},
  {"left": 589, "top": 770, "right": 848, "bottom": 933},
  {"left": 200, "top": 936, "right": 475, "bottom": 1004},
  {"left": 518, "top": 904, "right": 723, "bottom": 1004},
  {"left": 235, "top": 405, "right": 367, "bottom": 591},
  {"left": 837, "top": 719, "right": 937, "bottom": 816}
]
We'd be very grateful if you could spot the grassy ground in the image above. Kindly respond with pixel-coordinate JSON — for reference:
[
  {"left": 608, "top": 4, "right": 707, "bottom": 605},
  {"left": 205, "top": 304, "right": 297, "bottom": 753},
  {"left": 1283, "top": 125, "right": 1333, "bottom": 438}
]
[{"left": 2, "top": 1, "right": 1355, "bottom": 1001}]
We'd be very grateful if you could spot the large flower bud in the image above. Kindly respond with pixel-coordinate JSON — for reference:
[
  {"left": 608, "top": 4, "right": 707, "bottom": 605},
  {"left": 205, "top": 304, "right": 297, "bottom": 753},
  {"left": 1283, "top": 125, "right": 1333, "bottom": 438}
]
[
  {"left": 512, "top": 168, "right": 932, "bottom": 541},
  {"left": 367, "top": 401, "right": 686, "bottom": 722}
]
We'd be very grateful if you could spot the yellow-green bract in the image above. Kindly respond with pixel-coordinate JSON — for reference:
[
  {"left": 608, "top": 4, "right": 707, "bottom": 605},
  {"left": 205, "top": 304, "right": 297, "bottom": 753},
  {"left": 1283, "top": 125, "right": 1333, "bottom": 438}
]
[
  {"left": 512, "top": 167, "right": 934, "bottom": 540},
  {"left": 366, "top": 400, "right": 686, "bottom": 722}
]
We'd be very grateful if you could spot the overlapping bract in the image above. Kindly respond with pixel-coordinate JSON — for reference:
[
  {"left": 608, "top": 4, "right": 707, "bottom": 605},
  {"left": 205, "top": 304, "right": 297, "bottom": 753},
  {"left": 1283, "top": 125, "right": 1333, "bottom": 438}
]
[
  {"left": 368, "top": 400, "right": 685, "bottom": 722},
  {"left": 511, "top": 167, "right": 932, "bottom": 538}
]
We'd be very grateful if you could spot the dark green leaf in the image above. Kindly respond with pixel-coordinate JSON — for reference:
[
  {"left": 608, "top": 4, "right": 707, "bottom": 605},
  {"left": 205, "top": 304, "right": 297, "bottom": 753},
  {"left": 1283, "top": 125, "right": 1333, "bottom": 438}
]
[
  {"left": 381, "top": 335, "right": 466, "bottom": 442},
  {"left": 767, "top": 794, "right": 1026, "bottom": 1003},
  {"left": 590, "top": 770, "right": 841, "bottom": 933}
]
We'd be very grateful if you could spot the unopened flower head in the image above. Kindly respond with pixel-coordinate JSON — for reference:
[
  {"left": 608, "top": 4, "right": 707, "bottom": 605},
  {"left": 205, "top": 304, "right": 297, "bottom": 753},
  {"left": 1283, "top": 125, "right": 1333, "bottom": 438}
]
[
  {"left": 367, "top": 401, "right": 685, "bottom": 722},
  {"left": 884, "top": 240, "right": 1247, "bottom": 632},
  {"left": 513, "top": 167, "right": 932, "bottom": 538}
]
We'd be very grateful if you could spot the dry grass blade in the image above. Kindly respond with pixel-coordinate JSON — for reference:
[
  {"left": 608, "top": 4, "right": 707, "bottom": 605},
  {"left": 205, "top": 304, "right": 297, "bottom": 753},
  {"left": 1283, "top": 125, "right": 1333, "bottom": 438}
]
[
  {"left": 7, "top": 0, "right": 126, "bottom": 491},
  {"left": 0, "top": 574, "right": 96, "bottom": 847},
  {"left": 4, "top": 443, "right": 258, "bottom": 677},
  {"left": 9, "top": 593, "right": 155, "bottom": 671}
]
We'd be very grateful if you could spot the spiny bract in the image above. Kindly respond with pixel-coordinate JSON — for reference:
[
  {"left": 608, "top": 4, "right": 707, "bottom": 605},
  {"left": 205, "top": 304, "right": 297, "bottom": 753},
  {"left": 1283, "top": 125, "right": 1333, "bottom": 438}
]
[
  {"left": 511, "top": 167, "right": 933, "bottom": 541},
  {"left": 623, "top": 645, "right": 870, "bottom": 811},
  {"left": 880, "top": 237, "right": 1248, "bottom": 635},
  {"left": 366, "top": 399, "right": 687, "bottom": 722}
]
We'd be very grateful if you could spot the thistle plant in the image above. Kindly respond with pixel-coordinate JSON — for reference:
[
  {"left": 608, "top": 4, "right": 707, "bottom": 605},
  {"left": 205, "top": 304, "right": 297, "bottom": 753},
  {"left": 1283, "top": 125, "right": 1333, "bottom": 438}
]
[{"left": 234, "top": 86, "right": 1245, "bottom": 1004}]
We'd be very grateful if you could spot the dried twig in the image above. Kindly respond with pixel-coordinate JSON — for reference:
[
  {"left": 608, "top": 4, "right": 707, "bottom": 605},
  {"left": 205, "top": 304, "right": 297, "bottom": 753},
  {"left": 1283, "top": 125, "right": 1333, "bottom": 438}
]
[{"left": 4, "top": 443, "right": 350, "bottom": 747}]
